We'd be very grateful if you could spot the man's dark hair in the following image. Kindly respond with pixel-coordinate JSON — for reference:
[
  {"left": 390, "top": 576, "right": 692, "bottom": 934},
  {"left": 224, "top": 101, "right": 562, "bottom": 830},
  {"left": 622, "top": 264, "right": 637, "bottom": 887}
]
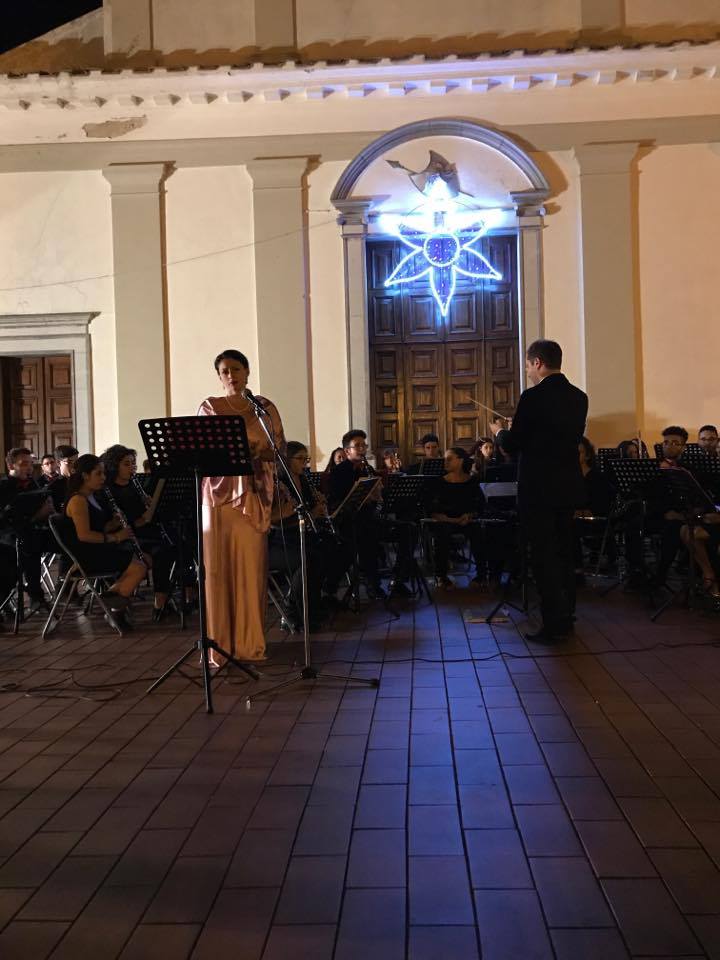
[
  {"left": 54, "top": 444, "right": 78, "bottom": 461},
  {"left": 699, "top": 425, "right": 718, "bottom": 435},
  {"left": 527, "top": 339, "right": 562, "bottom": 370},
  {"left": 214, "top": 349, "right": 249, "bottom": 372},
  {"left": 41, "top": 453, "right": 55, "bottom": 462},
  {"left": 420, "top": 433, "right": 439, "bottom": 446},
  {"left": 662, "top": 426, "right": 689, "bottom": 442},
  {"left": 342, "top": 429, "right": 366, "bottom": 449},
  {"left": 490, "top": 414, "right": 505, "bottom": 425},
  {"left": 5, "top": 447, "right": 31, "bottom": 470}
]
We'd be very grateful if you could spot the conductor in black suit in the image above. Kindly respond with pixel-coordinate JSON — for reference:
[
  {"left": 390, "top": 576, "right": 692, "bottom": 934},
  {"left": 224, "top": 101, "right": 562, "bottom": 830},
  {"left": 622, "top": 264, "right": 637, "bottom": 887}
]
[{"left": 507, "top": 340, "right": 588, "bottom": 642}]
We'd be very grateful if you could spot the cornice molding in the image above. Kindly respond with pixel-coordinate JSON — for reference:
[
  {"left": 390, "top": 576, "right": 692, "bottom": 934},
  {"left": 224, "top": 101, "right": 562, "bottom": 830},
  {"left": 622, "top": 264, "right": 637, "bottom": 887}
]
[{"left": 2, "top": 41, "right": 720, "bottom": 112}]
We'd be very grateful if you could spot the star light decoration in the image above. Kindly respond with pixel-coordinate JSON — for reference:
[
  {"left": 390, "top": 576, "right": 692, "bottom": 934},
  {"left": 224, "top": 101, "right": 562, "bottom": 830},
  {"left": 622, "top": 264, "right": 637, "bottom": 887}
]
[{"left": 382, "top": 154, "right": 503, "bottom": 318}]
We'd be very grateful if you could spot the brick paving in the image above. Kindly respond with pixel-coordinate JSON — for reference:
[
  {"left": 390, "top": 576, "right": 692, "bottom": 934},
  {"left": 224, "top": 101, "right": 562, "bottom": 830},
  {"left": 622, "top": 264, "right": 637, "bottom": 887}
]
[{"left": 0, "top": 589, "right": 719, "bottom": 958}]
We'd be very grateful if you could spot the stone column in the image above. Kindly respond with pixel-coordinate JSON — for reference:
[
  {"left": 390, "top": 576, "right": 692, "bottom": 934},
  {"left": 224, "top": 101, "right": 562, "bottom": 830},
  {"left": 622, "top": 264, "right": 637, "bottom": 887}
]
[
  {"left": 575, "top": 142, "right": 639, "bottom": 445},
  {"left": 512, "top": 190, "right": 547, "bottom": 391},
  {"left": 103, "top": 162, "right": 172, "bottom": 448},
  {"left": 335, "top": 200, "right": 373, "bottom": 436},
  {"left": 246, "top": 158, "right": 311, "bottom": 443}
]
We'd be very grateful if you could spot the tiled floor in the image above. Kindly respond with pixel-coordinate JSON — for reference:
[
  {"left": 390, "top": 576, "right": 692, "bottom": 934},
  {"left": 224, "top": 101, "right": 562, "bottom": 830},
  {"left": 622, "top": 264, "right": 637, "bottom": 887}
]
[{"left": 1, "top": 586, "right": 720, "bottom": 958}]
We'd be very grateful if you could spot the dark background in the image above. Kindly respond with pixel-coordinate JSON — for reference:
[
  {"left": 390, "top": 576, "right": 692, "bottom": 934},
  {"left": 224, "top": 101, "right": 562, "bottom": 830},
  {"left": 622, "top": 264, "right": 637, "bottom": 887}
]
[{"left": 1, "top": 1, "right": 101, "bottom": 54}]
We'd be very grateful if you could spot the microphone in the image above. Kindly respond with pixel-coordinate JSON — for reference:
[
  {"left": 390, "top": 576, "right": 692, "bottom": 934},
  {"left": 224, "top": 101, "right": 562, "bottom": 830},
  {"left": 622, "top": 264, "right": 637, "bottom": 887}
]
[{"left": 243, "top": 389, "right": 265, "bottom": 411}]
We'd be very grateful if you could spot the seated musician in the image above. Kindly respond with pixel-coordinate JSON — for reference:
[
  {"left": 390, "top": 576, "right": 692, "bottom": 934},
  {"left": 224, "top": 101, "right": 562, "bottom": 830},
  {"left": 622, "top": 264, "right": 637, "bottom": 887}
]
[
  {"left": 269, "top": 441, "right": 335, "bottom": 629},
  {"left": 38, "top": 453, "right": 58, "bottom": 488},
  {"left": 64, "top": 454, "right": 148, "bottom": 614},
  {"left": 376, "top": 448, "right": 403, "bottom": 481},
  {"left": 425, "top": 447, "right": 485, "bottom": 590},
  {"left": 320, "top": 447, "right": 346, "bottom": 495},
  {"left": 406, "top": 434, "right": 442, "bottom": 475},
  {"left": 98, "top": 444, "right": 178, "bottom": 620},
  {"left": 698, "top": 425, "right": 719, "bottom": 458},
  {"left": 0, "top": 447, "right": 54, "bottom": 608},
  {"left": 48, "top": 445, "right": 79, "bottom": 512},
  {"left": 327, "top": 429, "right": 388, "bottom": 599},
  {"left": 617, "top": 439, "right": 640, "bottom": 460},
  {"left": 470, "top": 438, "right": 494, "bottom": 478},
  {"left": 641, "top": 426, "right": 696, "bottom": 585},
  {"left": 485, "top": 430, "right": 518, "bottom": 482}
]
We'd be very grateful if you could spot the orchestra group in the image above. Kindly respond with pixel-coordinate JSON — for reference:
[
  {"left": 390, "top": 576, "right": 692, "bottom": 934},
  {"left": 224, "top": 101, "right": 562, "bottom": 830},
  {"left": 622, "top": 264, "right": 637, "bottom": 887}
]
[{"left": 0, "top": 341, "right": 718, "bottom": 659}]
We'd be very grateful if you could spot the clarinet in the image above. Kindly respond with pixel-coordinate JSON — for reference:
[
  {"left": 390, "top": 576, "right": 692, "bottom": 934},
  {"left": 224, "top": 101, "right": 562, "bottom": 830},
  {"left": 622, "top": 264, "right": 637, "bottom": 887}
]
[
  {"left": 102, "top": 486, "right": 146, "bottom": 564},
  {"left": 130, "top": 475, "right": 173, "bottom": 546}
]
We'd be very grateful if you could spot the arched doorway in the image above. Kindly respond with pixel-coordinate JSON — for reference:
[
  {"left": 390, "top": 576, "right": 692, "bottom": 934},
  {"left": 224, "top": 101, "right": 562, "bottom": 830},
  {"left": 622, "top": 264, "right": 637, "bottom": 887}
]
[{"left": 331, "top": 119, "right": 549, "bottom": 462}]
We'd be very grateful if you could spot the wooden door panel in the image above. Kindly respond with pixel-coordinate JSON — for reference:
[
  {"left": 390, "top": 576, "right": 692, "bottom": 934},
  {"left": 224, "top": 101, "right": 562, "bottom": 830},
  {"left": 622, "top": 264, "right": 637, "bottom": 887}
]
[
  {"left": 404, "top": 294, "right": 442, "bottom": 341},
  {"left": 445, "top": 292, "right": 478, "bottom": 339},
  {"left": 405, "top": 343, "right": 444, "bottom": 454},
  {"left": 484, "top": 340, "right": 518, "bottom": 429},
  {"left": 370, "top": 344, "right": 405, "bottom": 459},
  {"left": 369, "top": 294, "right": 401, "bottom": 342},
  {"left": 2, "top": 354, "right": 74, "bottom": 458}
]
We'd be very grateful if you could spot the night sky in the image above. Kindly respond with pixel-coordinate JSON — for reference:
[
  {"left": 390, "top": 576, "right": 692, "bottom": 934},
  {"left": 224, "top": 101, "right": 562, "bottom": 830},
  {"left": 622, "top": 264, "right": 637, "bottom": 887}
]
[{"left": 1, "top": 1, "right": 101, "bottom": 55}]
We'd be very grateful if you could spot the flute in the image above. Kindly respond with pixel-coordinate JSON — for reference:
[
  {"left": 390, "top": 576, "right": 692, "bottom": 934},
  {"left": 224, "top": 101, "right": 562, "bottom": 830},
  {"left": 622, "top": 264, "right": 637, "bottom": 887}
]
[{"left": 103, "top": 486, "right": 147, "bottom": 565}]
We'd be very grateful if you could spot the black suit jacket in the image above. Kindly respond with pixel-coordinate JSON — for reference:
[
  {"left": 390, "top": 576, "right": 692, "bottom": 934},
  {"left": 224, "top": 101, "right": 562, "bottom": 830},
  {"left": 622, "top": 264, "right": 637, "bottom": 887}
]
[{"left": 507, "top": 373, "right": 588, "bottom": 510}]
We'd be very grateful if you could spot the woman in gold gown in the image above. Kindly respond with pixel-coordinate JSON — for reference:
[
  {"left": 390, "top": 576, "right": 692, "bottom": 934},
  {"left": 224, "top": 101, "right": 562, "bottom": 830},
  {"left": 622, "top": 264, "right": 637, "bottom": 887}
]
[{"left": 198, "top": 349, "right": 285, "bottom": 664}]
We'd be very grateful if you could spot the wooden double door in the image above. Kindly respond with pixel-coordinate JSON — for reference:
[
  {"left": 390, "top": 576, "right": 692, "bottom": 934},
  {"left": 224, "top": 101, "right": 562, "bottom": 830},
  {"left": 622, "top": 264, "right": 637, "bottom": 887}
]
[
  {"left": 2, "top": 355, "right": 75, "bottom": 456},
  {"left": 367, "top": 234, "right": 520, "bottom": 465}
]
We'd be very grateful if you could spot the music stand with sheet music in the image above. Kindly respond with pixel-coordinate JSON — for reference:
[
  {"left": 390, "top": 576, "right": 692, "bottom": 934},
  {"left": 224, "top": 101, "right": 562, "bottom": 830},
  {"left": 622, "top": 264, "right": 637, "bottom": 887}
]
[
  {"left": 411, "top": 458, "right": 445, "bottom": 477},
  {"left": 139, "top": 415, "right": 257, "bottom": 713}
]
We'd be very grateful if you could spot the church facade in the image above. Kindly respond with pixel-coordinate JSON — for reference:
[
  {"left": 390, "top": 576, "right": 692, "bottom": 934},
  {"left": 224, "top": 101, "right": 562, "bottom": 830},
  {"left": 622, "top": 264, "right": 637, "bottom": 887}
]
[{"left": 0, "top": 0, "right": 719, "bottom": 461}]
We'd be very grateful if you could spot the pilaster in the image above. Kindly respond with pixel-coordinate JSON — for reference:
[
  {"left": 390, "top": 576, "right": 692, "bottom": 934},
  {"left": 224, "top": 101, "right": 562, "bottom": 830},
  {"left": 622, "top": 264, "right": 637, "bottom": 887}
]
[
  {"left": 336, "top": 199, "right": 373, "bottom": 436},
  {"left": 575, "top": 142, "right": 640, "bottom": 444},
  {"left": 103, "top": 162, "right": 173, "bottom": 448},
  {"left": 246, "top": 157, "right": 311, "bottom": 443}
]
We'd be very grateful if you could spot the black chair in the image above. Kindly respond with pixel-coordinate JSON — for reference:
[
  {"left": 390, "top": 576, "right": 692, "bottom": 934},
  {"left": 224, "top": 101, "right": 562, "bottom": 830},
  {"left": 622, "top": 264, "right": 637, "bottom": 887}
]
[{"left": 42, "top": 514, "right": 127, "bottom": 638}]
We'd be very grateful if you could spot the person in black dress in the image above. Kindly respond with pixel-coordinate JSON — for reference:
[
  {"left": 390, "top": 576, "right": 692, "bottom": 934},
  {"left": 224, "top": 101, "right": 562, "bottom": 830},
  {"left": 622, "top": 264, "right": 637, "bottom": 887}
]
[
  {"left": 425, "top": 447, "right": 485, "bottom": 589},
  {"left": 64, "top": 454, "right": 148, "bottom": 613},
  {"left": 507, "top": 340, "right": 588, "bottom": 642},
  {"left": 98, "top": 444, "right": 180, "bottom": 620}
]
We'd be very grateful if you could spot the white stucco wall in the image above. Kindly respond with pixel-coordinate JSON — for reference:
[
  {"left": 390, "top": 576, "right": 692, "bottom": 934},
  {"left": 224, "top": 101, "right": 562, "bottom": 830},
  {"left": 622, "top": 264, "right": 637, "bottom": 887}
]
[
  {"left": 638, "top": 143, "right": 720, "bottom": 440},
  {"left": 165, "top": 165, "right": 258, "bottom": 416},
  {"left": 0, "top": 169, "right": 116, "bottom": 452}
]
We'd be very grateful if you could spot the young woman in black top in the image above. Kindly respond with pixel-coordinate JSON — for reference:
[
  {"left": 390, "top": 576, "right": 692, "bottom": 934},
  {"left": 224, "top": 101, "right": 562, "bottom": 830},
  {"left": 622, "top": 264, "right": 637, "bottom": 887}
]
[
  {"left": 64, "top": 454, "right": 148, "bottom": 612},
  {"left": 99, "top": 444, "right": 180, "bottom": 619},
  {"left": 426, "top": 447, "right": 485, "bottom": 589}
]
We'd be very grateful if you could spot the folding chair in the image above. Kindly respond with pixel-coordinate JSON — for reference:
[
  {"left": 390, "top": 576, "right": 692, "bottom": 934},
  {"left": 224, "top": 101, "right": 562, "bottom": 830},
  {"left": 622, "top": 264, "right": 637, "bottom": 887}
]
[{"left": 42, "top": 515, "right": 126, "bottom": 639}]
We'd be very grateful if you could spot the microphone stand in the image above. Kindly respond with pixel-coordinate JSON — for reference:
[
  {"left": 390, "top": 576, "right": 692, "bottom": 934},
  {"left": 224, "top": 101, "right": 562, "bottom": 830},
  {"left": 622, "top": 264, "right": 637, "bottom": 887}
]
[{"left": 243, "top": 393, "right": 378, "bottom": 703}]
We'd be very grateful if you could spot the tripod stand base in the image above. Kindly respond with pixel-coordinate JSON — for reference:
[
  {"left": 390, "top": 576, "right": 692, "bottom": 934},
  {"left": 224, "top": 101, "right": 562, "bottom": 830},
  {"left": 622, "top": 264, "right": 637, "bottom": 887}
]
[{"left": 246, "top": 662, "right": 379, "bottom": 704}]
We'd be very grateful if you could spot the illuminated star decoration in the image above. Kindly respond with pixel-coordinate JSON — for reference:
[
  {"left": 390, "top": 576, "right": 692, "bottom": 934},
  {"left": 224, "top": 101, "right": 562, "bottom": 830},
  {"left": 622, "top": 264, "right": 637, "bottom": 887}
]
[{"left": 383, "top": 156, "right": 503, "bottom": 317}]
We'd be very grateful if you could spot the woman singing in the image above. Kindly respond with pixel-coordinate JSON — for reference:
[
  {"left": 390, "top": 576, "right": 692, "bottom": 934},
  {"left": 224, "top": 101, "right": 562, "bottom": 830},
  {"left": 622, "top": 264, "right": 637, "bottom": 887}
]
[{"left": 198, "top": 349, "right": 285, "bottom": 664}]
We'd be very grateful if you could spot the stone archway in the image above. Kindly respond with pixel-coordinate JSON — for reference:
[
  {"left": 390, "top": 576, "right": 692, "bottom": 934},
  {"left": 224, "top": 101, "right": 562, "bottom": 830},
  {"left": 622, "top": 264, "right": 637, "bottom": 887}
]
[{"left": 330, "top": 118, "right": 550, "bottom": 435}]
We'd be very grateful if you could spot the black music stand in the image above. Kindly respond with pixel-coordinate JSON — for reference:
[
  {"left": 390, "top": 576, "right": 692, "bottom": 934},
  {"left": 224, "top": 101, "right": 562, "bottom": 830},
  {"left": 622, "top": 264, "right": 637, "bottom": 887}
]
[
  {"left": 410, "top": 458, "right": 445, "bottom": 477},
  {"left": 381, "top": 474, "right": 432, "bottom": 602},
  {"left": 151, "top": 475, "right": 196, "bottom": 628},
  {"left": 138, "top": 415, "right": 258, "bottom": 713},
  {"left": 331, "top": 477, "right": 384, "bottom": 610}
]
